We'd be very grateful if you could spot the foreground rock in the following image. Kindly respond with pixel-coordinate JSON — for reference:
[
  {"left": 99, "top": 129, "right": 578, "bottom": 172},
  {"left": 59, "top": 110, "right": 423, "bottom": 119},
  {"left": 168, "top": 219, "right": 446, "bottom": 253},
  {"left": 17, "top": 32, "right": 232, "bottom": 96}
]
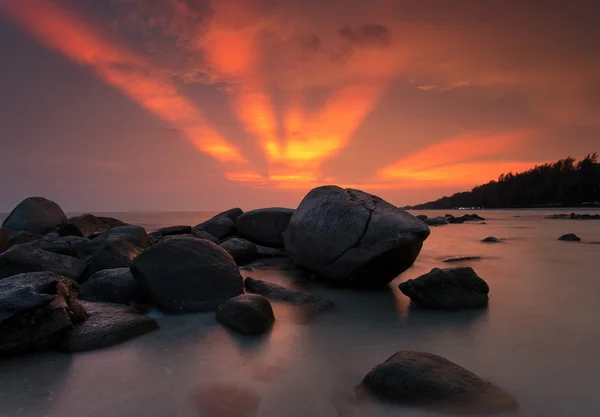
[
  {"left": 237, "top": 208, "right": 294, "bottom": 247},
  {"left": 216, "top": 294, "right": 274, "bottom": 335},
  {"left": 82, "top": 268, "right": 147, "bottom": 305},
  {"left": 0, "top": 245, "right": 88, "bottom": 280},
  {"left": 399, "top": 267, "right": 489, "bottom": 309},
  {"left": 2, "top": 197, "right": 67, "bottom": 235},
  {"left": 362, "top": 350, "right": 492, "bottom": 404},
  {"left": 0, "top": 229, "right": 7, "bottom": 254},
  {"left": 220, "top": 238, "right": 258, "bottom": 265},
  {"left": 283, "top": 186, "right": 430, "bottom": 288},
  {"left": 58, "top": 301, "right": 158, "bottom": 352},
  {"left": 245, "top": 277, "right": 334, "bottom": 312},
  {"left": 192, "top": 208, "right": 243, "bottom": 240},
  {"left": 481, "top": 236, "right": 502, "bottom": 243},
  {"left": 131, "top": 237, "right": 243, "bottom": 312},
  {"left": 0, "top": 272, "right": 87, "bottom": 357},
  {"left": 57, "top": 214, "right": 111, "bottom": 238},
  {"left": 558, "top": 233, "right": 581, "bottom": 242}
]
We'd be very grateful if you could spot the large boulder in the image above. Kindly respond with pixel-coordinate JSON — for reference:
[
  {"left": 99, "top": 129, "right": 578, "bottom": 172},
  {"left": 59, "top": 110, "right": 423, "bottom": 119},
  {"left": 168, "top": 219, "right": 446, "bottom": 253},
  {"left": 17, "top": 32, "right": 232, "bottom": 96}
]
[
  {"left": 399, "top": 267, "right": 489, "bottom": 310},
  {"left": 216, "top": 294, "right": 274, "bottom": 335},
  {"left": 57, "top": 214, "right": 111, "bottom": 238},
  {"left": 237, "top": 208, "right": 294, "bottom": 247},
  {"left": 2, "top": 197, "right": 67, "bottom": 235},
  {"left": 0, "top": 272, "right": 87, "bottom": 357},
  {"left": 283, "top": 186, "right": 430, "bottom": 288},
  {"left": 58, "top": 301, "right": 158, "bottom": 352},
  {"left": 192, "top": 208, "right": 243, "bottom": 240},
  {"left": 131, "top": 237, "right": 243, "bottom": 313},
  {"left": 0, "top": 245, "right": 88, "bottom": 280},
  {"left": 0, "top": 229, "right": 7, "bottom": 254},
  {"left": 362, "top": 350, "right": 492, "bottom": 404},
  {"left": 82, "top": 268, "right": 147, "bottom": 305},
  {"left": 220, "top": 238, "right": 258, "bottom": 265}
]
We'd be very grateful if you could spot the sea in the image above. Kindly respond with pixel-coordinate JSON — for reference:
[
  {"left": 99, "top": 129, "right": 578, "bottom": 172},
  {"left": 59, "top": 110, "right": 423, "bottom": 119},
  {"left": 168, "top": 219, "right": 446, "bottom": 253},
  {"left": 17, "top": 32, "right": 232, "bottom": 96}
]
[{"left": 1, "top": 208, "right": 599, "bottom": 417}]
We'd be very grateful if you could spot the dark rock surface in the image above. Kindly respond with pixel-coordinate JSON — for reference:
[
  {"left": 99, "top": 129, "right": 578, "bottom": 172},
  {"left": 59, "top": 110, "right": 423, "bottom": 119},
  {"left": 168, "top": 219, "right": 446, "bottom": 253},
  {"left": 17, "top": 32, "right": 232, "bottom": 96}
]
[
  {"left": 131, "top": 237, "right": 243, "bottom": 313},
  {"left": 416, "top": 215, "right": 428, "bottom": 220},
  {"left": 237, "top": 208, "right": 294, "bottom": 247},
  {"left": 82, "top": 239, "right": 143, "bottom": 281},
  {"left": 481, "top": 236, "right": 502, "bottom": 243},
  {"left": 192, "top": 208, "right": 243, "bottom": 240},
  {"left": 244, "top": 277, "right": 334, "bottom": 312},
  {"left": 96, "top": 216, "right": 128, "bottom": 227},
  {"left": 2, "top": 197, "right": 67, "bottom": 235},
  {"left": 558, "top": 233, "right": 581, "bottom": 242},
  {"left": 82, "top": 268, "right": 147, "bottom": 305},
  {"left": 256, "top": 245, "right": 287, "bottom": 257},
  {"left": 424, "top": 217, "right": 447, "bottom": 226},
  {"left": 283, "top": 186, "right": 430, "bottom": 288},
  {"left": 399, "top": 267, "right": 489, "bottom": 309},
  {"left": 216, "top": 294, "right": 274, "bottom": 335},
  {"left": 220, "top": 238, "right": 258, "bottom": 265},
  {"left": 58, "top": 301, "right": 158, "bottom": 352},
  {"left": 0, "top": 245, "right": 88, "bottom": 280},
  {"left": 156, "top": 225, "right": 192, "bottom": 237},
  {"left": 0, "top": 229, "right": 7, "bottom": 254},
  {"left": 57, "top": 214, "right": 111, "bottom": 238},
  {"left": 6, "top": 230, "right": 41, "bottom": 247},
  {"left": 93, "top": 226, "right": 149, "bottom": 249},
  {"left": 442, "top": 256, "right": 482, "bottom": 263},
  {"left": 0, "top": 272, "right": 87, "bottom": 357},
  {"left": 193, "top": 230, "right": 220, "bottom": 243}
]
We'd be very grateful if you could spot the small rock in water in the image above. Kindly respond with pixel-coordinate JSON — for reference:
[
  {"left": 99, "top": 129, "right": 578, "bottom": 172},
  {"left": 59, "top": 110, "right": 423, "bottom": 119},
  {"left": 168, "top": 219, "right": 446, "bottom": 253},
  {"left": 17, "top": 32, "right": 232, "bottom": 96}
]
[
  {"left": 558, "top": 233, "right": 581, "bottom": 242},
  {"left": 481, "top": 236, "right": 502, "bottom": 243},
  {"left": 424, "top": 216, "right": 447, "bottom": 226},
  {"left": 216, "top": 294, "right": 274, "bottom": 335},
  {"left": 442, "top": 255, "right": 482, "bottom": 263}
]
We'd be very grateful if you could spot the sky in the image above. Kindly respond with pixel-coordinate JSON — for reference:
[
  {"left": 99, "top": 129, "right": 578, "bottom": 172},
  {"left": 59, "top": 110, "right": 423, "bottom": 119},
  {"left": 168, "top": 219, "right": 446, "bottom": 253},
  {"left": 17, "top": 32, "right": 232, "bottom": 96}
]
[{"left": 0, "top": 0, "right": 599, "bottom": 212}]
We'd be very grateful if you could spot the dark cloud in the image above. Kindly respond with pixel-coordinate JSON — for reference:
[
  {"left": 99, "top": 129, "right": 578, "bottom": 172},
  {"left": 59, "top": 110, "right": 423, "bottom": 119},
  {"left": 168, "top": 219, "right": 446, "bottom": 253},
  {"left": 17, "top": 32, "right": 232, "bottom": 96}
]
[{"left": 338, "top": 24, "right": 391, "bottom": 47}]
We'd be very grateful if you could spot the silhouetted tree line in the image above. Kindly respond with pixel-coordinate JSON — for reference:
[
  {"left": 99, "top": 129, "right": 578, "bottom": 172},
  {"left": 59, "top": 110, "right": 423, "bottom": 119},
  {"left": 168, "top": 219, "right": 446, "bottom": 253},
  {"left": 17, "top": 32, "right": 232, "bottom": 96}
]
[{"left": 408, "top": 153, "right": 600, "bottom": 209}]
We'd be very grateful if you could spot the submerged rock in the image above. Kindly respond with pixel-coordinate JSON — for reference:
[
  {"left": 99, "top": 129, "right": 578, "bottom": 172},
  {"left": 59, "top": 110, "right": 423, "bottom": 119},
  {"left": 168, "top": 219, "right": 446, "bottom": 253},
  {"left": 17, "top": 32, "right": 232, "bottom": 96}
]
[
  {"left": 442, "top": 255, "right": 482, "bottom": 263},
  {"left": 399, "top": 267, "right": 489, "bottom": 309},
  {"left": 236, "top": 208, "right": 294, "bottom": 247},
  {"left": 2, "top": 197, "right": 67, "bottom": 235},
  {"left": 481, "top": 236, "right": 502, "bottom": 243},
  {"left": 58, "top": 301, "right": 158, "bottom": 352},
  {"left": 0, "top": 272, "right": 87, "bottom": 357},
  {"left": 424, "top": 217, "right": 447, "bottom": 226},
  {"left": 0, "top": 245, "right": 88, "bottom": 280},
  {"left": 244, "top": 277, "right": 334, "bottom": 312},
  {"left": 220, "top": 238, "right": 258, "bottom": 265},
  {"left": 216, "top": 294, "right": 274, "bottom": 335},
  {"left": 131, "top": 237, "right": 243, "bottom": 313},
  {"left": 283, "top": 186, "right": 430, "bottom": 288},
  {"left": 558, "top": 233, "right": 581, "bottom": 242},
  {"left": 82, "top": 268, "right": 147, "bottom": 305}
]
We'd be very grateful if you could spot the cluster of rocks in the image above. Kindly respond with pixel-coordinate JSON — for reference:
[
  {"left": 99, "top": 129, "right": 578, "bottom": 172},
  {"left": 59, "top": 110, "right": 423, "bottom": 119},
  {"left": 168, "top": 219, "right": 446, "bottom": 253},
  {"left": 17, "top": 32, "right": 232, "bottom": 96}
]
[
  {"left": 415, "top": 213, "right": 485, "bottom": 226},
  {"left": 546, "top": 213, "right": 600, "bottom": 220}
]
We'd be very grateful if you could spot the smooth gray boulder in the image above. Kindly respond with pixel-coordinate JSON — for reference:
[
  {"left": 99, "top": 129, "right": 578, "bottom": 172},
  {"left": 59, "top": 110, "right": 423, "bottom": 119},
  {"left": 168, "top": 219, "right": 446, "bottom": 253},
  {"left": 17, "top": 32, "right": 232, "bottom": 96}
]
[
  {"left": 558, "top": 233, "right": 581, "bottom": 242},
  {"left": 399, "top": 267, "right": 489, "bottom": 309},
  {"left": 0, "top": 245, "right": 88, "bottom": 280},
  {"left": 57, "top": 214, "right": 111, "bottom": 238},
  {"left": 0, "top": 272, "right": 87, "bottom": 357},
  {"left": 58, "top": 301, "right": 158, "bottom": 352},
  {"left": 244, "top": 277, "right": 333, "bottom": 312},
  {"left": 131, "top": 237, "right": 243, "bottom": 313},
  {"left": 283, "top": 186, "right": 430, "bottom": 288},
  {"left": 220, "top": 238, "right": 258, "bottom": 265},
  {"left": 2, "top": 197, "right": 67, "bottom": 235},
  {"left": 237, "top": 208, "right": 294, "bottom": 247},
  {"left": 192, "top": 208, "right": 243, "bottom": 240},
  {"left": 216, "top": 294, "right": 274, "bottom": 335},
  {"left": 82, "top": 268, "right": 147, "bottom": 305}
]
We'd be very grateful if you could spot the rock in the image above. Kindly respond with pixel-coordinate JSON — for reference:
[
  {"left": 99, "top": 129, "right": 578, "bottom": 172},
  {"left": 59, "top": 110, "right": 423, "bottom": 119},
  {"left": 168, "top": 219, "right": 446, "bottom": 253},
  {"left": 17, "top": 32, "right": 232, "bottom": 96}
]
[
  {"left": 399, "top": 267, "right": 489, "bottom": 309},
  {"left": 93, "top": 226, "right": 149, "bottom": 249},
  {"left": 131, "top": 237, "right": 243, "bottom": 313},
  {"left": 481, "top": 236, "right": 502, "bottom": 243},
  {"left": 237, "top": 208, "right": 294, "bottom": 247},
  {"left": 424, "top": 217, "right": 447, "bottom": 226},
  {"left": 156, "top": 225, "right": 192, "bottom": 237},
  {"left": 245, "top": 277, "right": 334, "bottom": 312},
  {"left": 546, "top": 213, "right": 600, "bottom": 220},
  {"left": 558, "top": 233, "right": 581, "bottom": 242},
  {"left": 194, "top": 230, "right": 220, "bottom": 243},
  {"left": 0, "top": 245, "right": 88, "bottom": 280},
  {"left": 461, "top": 213, "right": 486, "bottom": 221},
  {"left": 447, "top": 217, "right": 465, "bottom": 224},
  {"left": 216, "top": 294, "right": 274, "bottom": 335},
  {"left": 82, "top": 268, "right": 147, "bottom": 305},
  {"left": 220, "top": 238, "right": 258, "bottom": 265},
  {"left": 96, "top": 216, "right": 128, "bottom": 227},
  {"left": 361, "top": 350, "right": 492, "bottom": 403},
  {"left": 192, "top": 208, "right": 243, "bottom": 240},
  {"left": 58, "top": 301, "right": 158, "bottom": 352},
  {"left": 442, "top": 255, "right": 482, "bottom": 263},
  {"left": 283, "top": 186, "right": 430, "bottom": 288},
  {"left": 0, "top": 229, "right": 7, "bottom": 254},
  {"left": 0, "top": 272, "right": 87, "bottom": 357},
  {"left": 57, "top": 214, "right": 111, "bottom": 238},
  {"left": 7, "top": 230, "right": 41, "bottom": 247},
  {"left": 21, "top": 233, "right": 89, "bottom": 257},
  {"left": 256, "top": 245, "right": 287, "bottom": 257},
  {"left": 82, "top": 239, "right": 143, "bottom": 281},
  {"left": 416, "top": 215, "right": 428, "bottom": 220},
  {"left": 2, "top": 197, "right": 67, "bottom": 235}
]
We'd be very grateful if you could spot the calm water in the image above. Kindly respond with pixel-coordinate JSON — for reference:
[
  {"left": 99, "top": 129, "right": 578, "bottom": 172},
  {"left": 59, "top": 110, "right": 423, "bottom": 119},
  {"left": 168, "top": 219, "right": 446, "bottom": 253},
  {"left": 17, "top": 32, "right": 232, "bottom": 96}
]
[{"left": 1, "top": 209, "right": 599, "bottom": 417}]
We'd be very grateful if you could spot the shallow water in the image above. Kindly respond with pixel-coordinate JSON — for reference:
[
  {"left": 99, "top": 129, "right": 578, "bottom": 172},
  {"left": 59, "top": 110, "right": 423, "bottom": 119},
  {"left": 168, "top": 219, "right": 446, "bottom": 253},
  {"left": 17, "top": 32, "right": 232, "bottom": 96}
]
[{"left": 1, "top": 209, "right": 600, "bottom": 417}]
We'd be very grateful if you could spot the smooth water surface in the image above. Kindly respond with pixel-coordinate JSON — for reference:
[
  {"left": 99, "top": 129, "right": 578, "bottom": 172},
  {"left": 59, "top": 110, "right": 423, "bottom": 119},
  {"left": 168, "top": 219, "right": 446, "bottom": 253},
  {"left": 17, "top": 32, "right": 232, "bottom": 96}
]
[{"left": 0, "top": 209, "right": 599, "bottom": 417}]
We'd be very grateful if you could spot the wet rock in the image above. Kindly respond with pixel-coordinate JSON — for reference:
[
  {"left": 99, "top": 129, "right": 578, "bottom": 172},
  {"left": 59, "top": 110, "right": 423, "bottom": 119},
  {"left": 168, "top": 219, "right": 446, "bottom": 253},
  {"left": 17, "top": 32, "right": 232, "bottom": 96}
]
[
  {"left": 0, "top": 229, "right": 7, "bottom": 254},
  {"left": 0, "top": 245, "right": 88, "bottom": 280},
  {"left": 558, "top": 233, "right": 581, "bottom": 242},
  {"left": 82, "top": 268, "right": 147, "bottom": 305},
  {"left": 481, "top": 236, "right": 502, "bottom": 243},
  {"left": 57, "top": 214, "right": 111, "bottom": 238},
  {"left": 245, "top": 277, "right": 334, "bottom": 312},
  {"left": 221, "top": 238, "right": 258, "bottom": 265},
  {"left": 58, "top": 301, "right": 158, "bottom": 352},
  {"left": 399, "top": 267, "right": 489, "bottom": 309},
  {"left": 192, "top": 208, "right": 243, "bottom": 240},
  {"left": 131, "top": 237, "right": 243, "bottom": 313},
  {"left": 362, "top": 350, "right": 492, "bottom": 403},
  {"left": 424, "top": 217, "right": 447, "bottom": 226},
  {"left": 194, "top": 230, "right": 220, "bottom": 243},
  {"left": 442, "top": 255, "right": 482, "bottom": 263},
  {"left": 216, "top": 294, "right": 274, "bottom": 335},
  {"left": 2, "top": 197, "right": 67, "bottom": 235},
  {"left": 237, "top": 208, "right": 294, "bottom": 247},
  {"left": 0, "top": 272, "right": 87, "bottom": 357},
  {"left": 283, "top": 186, "right": 430, "bottom": 288}
]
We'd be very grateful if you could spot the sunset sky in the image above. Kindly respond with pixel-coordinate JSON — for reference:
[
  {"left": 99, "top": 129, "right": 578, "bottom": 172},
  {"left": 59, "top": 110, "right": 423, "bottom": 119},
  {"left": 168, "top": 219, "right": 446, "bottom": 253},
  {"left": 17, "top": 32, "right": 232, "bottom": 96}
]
[{"left": 1, "top": 0, "right": 598, "bottom": 211}]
